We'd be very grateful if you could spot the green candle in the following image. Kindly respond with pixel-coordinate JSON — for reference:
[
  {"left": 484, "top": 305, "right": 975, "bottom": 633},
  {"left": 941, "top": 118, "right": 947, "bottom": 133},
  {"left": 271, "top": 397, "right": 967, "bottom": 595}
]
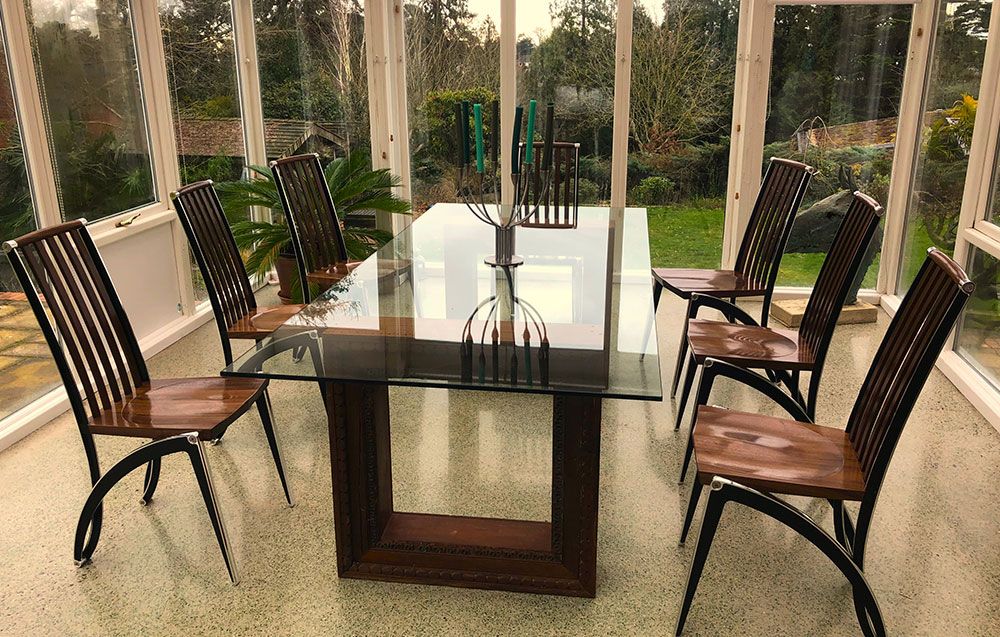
[
  {"left": 473, "top": 103, "right": 484, "bottom": 173},
  {"left": 524, "top": 100, "right": 537, "bottom": 164}
]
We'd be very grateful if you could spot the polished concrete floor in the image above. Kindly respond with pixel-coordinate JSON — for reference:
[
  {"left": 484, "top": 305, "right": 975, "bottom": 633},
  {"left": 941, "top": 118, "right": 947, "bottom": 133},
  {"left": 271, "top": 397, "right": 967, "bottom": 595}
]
[{"left": 1, "top": 291, "right": 999, "bottom": 636}]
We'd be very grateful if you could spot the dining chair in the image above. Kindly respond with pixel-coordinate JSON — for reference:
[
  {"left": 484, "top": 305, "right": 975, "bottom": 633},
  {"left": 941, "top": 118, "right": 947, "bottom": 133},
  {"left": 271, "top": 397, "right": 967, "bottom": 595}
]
[
  {"left": 648, "top": 157, "right": 815, "bottom": 397},
  {"left": 171, "top": 180, "right": 305, "bottom": 366},
  {"left": 3, "top": 220, "right": 302, "bottom": 584},
  {"left": 270, "top": 153, "right": 408, "bottom": 304},
  {"left": 675, "top": 192, "right": 883, "bottom": 481},
  {"left": 517, "top": 141, "right": 580, "bottom": 229},
  {"left": 674, "top": 247, "right": 974, "bottom": 636}
]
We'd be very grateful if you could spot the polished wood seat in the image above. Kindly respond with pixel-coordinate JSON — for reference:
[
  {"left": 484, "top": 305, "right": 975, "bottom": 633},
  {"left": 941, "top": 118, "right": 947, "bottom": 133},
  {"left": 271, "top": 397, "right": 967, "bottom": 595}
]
[
  {"left": 686, "top": 321, "right": 814, "bottom": 369},
  {"left": 692, "top": 405, "right": 864, "bottom": 500},
  {"left": 651, "top": 268, "right": 761, "bottom": 298},
  {"left": 88, "top": 377, "right": 268, "bottom": 440},
  {"left": 675, "top": 248, "right": 976, "bottom": 637},
  {"left": 228, "top": 305, "right": 306, "bottom": 340},
  {"left": 645, "top": 158, "right": 815, "bottom": 397},
  {"left": 172, "top": 181, "right": 305, "bottom": 362}
]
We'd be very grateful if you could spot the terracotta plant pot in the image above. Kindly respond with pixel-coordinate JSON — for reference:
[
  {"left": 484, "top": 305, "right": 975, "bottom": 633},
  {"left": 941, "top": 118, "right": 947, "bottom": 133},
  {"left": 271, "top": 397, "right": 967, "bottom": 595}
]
[{"left": 275, "top": 252, "right": 299, "bottom": 305}]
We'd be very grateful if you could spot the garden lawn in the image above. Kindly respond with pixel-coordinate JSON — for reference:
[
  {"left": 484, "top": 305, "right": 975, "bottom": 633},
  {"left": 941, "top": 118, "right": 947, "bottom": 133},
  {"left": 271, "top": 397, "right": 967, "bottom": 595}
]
[{"left": 644, "top": 200, "right": 922, "bottom": 290}]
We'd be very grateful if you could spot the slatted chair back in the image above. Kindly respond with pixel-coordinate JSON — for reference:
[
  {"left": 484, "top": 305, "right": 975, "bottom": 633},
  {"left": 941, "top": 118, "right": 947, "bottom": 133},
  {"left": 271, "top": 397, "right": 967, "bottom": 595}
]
[
  {"left": 270, "top": 153, "right": 348, "bottom": 303},
  {"left": 796, "top": 192, "right": 883, "bottom": 410},
  {"left": 517, "top": 141, "right": 580, "bottom": 228},
  {"left": 171, "top": 180, "right": 257, "bottom": 365},
  {"left": 733, "top": 157, "right": 814, "bottom": 295},
  {"left": 3, "top": 221, "right": 149, "bottom": 428},
  {"left": 849, "top": 248, "right": 973, "bottom": 500}
]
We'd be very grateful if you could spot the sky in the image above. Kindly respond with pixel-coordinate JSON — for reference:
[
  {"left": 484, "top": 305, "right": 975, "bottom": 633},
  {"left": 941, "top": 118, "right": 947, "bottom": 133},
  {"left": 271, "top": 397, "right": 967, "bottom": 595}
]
[{"left": 465, "top": 0, "right": 664, "bottom": 42}]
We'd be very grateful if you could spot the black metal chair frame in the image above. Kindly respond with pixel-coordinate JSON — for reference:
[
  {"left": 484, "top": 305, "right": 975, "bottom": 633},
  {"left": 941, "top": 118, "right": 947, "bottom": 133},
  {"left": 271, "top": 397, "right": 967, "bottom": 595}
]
[
  {"left": 674, "top": 248, "right": 975, "bottom": 636},
  {"left": 674, "top": 192, "right": 884, "bottom": 479}
]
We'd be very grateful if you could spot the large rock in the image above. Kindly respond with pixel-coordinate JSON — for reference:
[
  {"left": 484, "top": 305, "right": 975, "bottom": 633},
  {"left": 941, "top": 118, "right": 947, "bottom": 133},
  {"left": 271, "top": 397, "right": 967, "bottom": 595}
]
[{"left": 785, "top": 189, "right": 880, "bottom": 304}]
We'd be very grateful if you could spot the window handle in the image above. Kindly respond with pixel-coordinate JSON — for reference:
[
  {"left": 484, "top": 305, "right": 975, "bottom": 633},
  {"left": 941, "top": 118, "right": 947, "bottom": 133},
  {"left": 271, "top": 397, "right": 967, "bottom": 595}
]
[{"left": 116, "top": 213, "right": 141, "bottom": 228}]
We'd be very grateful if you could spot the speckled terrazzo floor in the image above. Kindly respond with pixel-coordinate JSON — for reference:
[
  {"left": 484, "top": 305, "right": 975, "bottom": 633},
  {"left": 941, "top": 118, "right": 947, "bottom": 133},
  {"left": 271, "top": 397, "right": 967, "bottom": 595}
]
[{"left": 1, "top": 290, "right": 999, "bottom": 636}]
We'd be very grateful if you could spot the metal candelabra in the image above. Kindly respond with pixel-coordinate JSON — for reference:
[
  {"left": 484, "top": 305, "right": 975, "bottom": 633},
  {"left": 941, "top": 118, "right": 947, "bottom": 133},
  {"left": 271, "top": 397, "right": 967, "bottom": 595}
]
[{"left": 456, "top": 160, "right": 553, "bottom": 267}]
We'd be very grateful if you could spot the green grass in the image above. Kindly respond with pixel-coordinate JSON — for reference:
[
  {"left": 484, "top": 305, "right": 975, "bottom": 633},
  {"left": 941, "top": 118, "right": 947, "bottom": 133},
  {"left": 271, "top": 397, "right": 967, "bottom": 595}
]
[{"left": 644, "top": 200, "right": 930, "bottom": 290}]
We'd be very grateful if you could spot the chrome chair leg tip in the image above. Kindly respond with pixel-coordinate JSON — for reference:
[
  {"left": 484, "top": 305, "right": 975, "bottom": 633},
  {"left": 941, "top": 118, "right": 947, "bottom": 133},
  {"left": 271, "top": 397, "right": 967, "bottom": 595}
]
[
  {"left": 209, "top": 438, "right": 222, "bottom": 446},
  {"left": 74, "top": 557, "right": 91, "bottom": 568},
  {"left": 139, "top": 497, "right": 151, "bottom": 506}
]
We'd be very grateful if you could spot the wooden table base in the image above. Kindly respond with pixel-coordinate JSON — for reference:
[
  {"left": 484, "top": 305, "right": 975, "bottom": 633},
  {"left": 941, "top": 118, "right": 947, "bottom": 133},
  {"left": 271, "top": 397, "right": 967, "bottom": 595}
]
[{"left": 325, "top": 382, "right": 603, "bottom": 597}]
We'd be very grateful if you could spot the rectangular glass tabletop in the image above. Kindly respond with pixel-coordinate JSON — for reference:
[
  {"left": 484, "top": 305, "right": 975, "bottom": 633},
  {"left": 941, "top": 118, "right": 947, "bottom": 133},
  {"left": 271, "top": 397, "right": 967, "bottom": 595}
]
[{"left": 223, "top": 204, "right": 662, "bottom": 400}]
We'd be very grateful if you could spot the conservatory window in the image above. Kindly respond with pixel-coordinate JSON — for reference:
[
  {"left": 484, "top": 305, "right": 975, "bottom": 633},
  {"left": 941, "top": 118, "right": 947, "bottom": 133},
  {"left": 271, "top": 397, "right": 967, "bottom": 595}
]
[{"left": 26, "top": 0, "right": 157, "bottom": 221}]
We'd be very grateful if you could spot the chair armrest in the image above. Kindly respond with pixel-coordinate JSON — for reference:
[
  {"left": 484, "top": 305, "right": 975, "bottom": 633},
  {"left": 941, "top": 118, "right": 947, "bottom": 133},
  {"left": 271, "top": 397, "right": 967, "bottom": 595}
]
[
  {"left": 688, "top": 293, "right": 759, "bottom": 326},
  {"left": 693, "top": 357, "right": 811, "bottom": 423}
]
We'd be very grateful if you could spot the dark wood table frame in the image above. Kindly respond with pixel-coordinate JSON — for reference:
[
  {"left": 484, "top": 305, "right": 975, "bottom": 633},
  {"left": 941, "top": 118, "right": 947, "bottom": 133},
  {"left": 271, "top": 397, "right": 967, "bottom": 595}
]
[{"left": 326, "top": 381, "right": 602, "bottom": 597}]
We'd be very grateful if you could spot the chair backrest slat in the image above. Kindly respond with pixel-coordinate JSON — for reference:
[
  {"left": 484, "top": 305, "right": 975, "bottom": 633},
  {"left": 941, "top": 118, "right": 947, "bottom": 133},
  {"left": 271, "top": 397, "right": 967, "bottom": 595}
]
[
  {"left": 4, "top": 222, "right": 149, "bottom": 423},
  {"left": 734, "top": 158, "right": 814, "bottom": 291},
  {"left": 518, "top": 142, "right": 580, "bottom": 229},
  {"left": 271, "top": 154, "right": 349, "bottom": 303},
  {"left": 848, "top": 249, "right": 973, "bottom": 484},
  {"left": 799, "top": 192, "right": 883, "bottom": 362},
  {"left": 172, "top": 180, "right": 258, "bottom": 363}
]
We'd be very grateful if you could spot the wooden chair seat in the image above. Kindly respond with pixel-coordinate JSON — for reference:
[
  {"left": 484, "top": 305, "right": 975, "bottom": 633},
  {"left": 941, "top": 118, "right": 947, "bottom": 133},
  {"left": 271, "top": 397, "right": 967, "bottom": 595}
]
[
  {"left": 306, "top": 258, "right": 413, "bottom": 288},
  {"left": 227, "top": 304, "right": 306, "bottom": 340},
  {"left": 651, "top": 268, "right": 766, "bottom": 299},
  {"left": 687, "top": 319, "right": 815, "bottom": 370},
  {"left": 88, "top": 377, "right": 268, "bottom": 440},
  {"left": 692, "top": 405, "right": 865, "bottom": 500}
]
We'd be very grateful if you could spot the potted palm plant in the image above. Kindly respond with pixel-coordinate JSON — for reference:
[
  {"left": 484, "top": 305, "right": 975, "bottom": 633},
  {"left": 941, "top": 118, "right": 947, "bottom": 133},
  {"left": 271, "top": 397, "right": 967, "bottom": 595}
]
[{"left": 216, "top": 151, "right": 410, "bottom": 303}]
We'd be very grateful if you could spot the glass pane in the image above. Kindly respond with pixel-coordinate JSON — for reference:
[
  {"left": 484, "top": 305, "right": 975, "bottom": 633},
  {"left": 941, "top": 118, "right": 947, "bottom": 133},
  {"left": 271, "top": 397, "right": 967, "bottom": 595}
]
[
  {"left": 628, "top": 0, "right": 736, "bottom": 268},
  {"left": 0, "top": 34, "right": 59, "bottom": 422},
  {"left": 160, "top": 0, "right": 246, "bottom": 301},
  {"left": 765, "top": 4, "right": 910, "bottom": 288},
  {"left": 28, "top": 0, "right": 156, "bottom": 221},
  {"left": 404, "top": 1, "right": 499, "bottom": 213},
  {"left": 517, "top": 0, "right": 616, "bottom": 205},
  {"left": 254, "top": 0, "right": 370, "bottom": 162},
  {"left": 986, "top": 125, "right": 1000, "bottom": 226},
  {"left": 898, "top": 0, "right": 992, "bottom": 292},
  {"left": 956, "top": 246, "right": 1000, "bottom": 388}
]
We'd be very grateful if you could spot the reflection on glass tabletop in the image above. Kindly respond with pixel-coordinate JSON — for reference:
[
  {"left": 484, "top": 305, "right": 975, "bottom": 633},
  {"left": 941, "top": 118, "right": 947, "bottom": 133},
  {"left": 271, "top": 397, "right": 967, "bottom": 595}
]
[{"left": 223, "top": 204, "right": 662, "bottom": 400}]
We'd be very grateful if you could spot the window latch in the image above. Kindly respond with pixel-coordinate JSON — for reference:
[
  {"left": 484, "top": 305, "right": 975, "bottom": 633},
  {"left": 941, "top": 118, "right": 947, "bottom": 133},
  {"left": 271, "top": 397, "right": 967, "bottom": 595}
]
[{"left": 116, "top": 213, "right": 141, "bottom": 228}]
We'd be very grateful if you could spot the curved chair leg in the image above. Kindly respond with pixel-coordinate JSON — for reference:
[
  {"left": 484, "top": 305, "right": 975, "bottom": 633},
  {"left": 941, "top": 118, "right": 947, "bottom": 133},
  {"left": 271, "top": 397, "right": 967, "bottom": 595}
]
[
  {"left": 640, "top": 281, "right": 663, "bottom": 361},
  {"left": 292, "top": 345, "right": 306, "bottom": 363},
  {"left": 257, "top": 389, "right": 294, "bottom": 507},
  {"left": 140, "top": 458, "right": 161, "bottom": 505},
  {"left": 74, "top": 433, "right": 239, "bottom": 585},
  {"left": 676, "top": 478, "right": 886, "bottom": 637},
  {"left": 75, "top": 435, "right": 195, "bottom": 565},
  {"left": 679, "top": 482, "right": 703, "bottom": 545},
  {"left": 674, "top": 352, "right": 698, "bottom": 431},
  {"left": 78, "top": 435, "right": 104, "bottom": 560}
]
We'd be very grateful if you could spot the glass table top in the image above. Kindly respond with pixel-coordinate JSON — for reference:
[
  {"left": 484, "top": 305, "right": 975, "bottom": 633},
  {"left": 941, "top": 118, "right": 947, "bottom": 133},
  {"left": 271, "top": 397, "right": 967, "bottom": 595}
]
[{"left": 223, "top": 204, "right": 662, "bottom": 400}]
